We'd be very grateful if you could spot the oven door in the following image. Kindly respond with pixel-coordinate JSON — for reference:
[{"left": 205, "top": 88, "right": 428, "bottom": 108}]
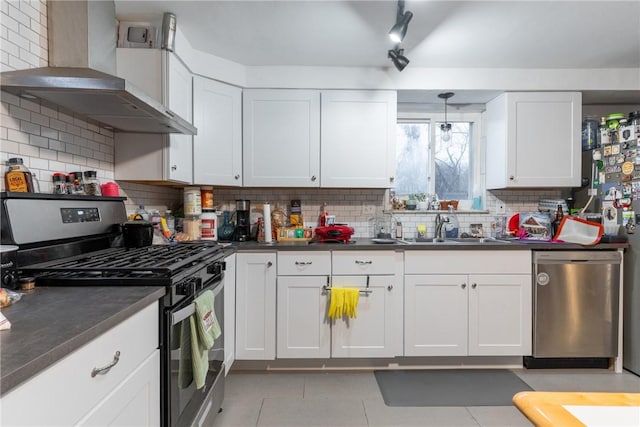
[{"left": 166, "top": 278, "right": 224, "bottom": 427}]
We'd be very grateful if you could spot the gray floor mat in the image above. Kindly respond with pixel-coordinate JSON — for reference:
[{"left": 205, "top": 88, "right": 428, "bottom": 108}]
[{"left": 374, "top": 369, "right": 533, "bottom": 406}]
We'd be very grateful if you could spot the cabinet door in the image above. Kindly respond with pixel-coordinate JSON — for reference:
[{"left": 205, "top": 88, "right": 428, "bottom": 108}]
[
  {"left": 235, "top": 253, "right": 277, "bottom": 360},
  {"left": 76, "top": 351, "right": 160, "bottom": 427},
  {"left": 404, "top": 275, "right": 468, "bottom": 356},
  {"left": 193, "top": 77, "right": 242, "bottom": 186},
  {"left": 165, "top": 53, "right": 194, "bottom": 184},
  {"left": 486, "top": 92, "right": 581, "bottom": 188},
  {"left": 277, "top": 276, "right": 331, "bottom": 358},
  {"left": 320, "top": 90, "right": 397, "bottom": 188},
  {"left": 224, "top": 254, "right": 237, "bottom": 374},
  {"left": 468, "top": 274, "right": 532, "bottom": 356},
  {"left": 330, "top": 275, "right": 402, "bottom": 358},
  {"left": 243, "top": 90, "right": 320, "bottom": 187}
]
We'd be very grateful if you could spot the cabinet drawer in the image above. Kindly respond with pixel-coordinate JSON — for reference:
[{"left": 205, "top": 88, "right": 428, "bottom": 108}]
[
  {"left": 2, "top": 302, "right": 159, "bottom": 427},
  {"left": 332, "top": 251, "right": 396, "bottom": 275},
  {"left": 405, "top": 250, "right": 531, "bottom": 274},
  {"left": 278, "top": 251, "right": 331, "bottom": 275}
]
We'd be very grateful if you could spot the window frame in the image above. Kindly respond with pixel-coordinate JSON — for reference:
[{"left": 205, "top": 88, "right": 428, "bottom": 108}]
[{"left": 396, "top": 111, "right": 484, "bottom": 201}]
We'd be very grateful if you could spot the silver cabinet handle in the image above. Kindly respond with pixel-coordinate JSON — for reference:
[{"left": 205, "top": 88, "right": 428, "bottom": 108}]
[
  {"left": 509, "top": 176, "right": 515, "bottom": 180},
  {"left": 472, "top": 283, "right": 477, "bottom": 289},
  {"left": 234, "top": 174, "right": 240, "bottom": 180},
  {"left": 390, "top": 176, "right": 394, "bottom": 183},
  {"left": 387, "top": 285, "right": 393, "bottom": 291},
  {"left": 461, "top": 283, "right": 466, "bottom": 289},
  {"left": 266, "top": 261, "right": 273, "bottom": 267},
  {"left": 295, "top": 261, "right": 312, "bottom": 265},
  {"left": 355, "top": 260, "right": 373, "bottom": 265},
  {"left": 171, "top": 165, "right": 177, "bottom": 171},
  {"left": 311, "top": 175, "right": 317, "bottom": 182},
  {"left": 91, "top": 351, "right": 121, "bottom": 378}
]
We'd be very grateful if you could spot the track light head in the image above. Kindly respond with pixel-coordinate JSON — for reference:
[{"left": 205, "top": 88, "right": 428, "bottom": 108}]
[
  {"left": 388, "top": 11, "right": 413, "bottom": 43},
  {"left": 388, "top": 48, "right": 410, "bottom": 71}
]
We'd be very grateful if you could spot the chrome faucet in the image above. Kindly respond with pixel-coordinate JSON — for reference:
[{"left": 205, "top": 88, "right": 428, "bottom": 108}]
[{"left": 434, "top": 213, "right": 449, "bottom": 241}]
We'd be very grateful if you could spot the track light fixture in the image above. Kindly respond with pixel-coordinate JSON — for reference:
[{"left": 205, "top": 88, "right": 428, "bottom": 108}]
[
  {"left": 388, "top": 48, "right": 410, "bottom": 71},
  {"left": 438, "top": 92, "right": 455, "bottom": 142},
  {"left": 389, "top": 0, "right": 413, "bottom": 43}
]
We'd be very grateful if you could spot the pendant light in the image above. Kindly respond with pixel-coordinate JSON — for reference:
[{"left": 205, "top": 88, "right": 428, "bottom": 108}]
[{"left": 438, "top": 92, "right": 455, "bottom": 142}]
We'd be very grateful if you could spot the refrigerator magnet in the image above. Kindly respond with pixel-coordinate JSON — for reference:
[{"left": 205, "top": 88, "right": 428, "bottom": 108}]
[{"left": 622, "top": 161, "right": 635, "bottom": 175}]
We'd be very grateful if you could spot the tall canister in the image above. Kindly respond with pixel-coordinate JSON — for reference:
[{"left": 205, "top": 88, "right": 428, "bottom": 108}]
[
  {"left": 201, "top": 210, "right": 218, "bottom": 241},
  {"left": 184, "top": 186, "right": 202, "bottom": 216}
]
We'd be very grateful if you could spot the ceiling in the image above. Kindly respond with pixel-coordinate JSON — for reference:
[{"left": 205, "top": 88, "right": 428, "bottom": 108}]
[{"left": 114, "top": 0, "right": 640, "bottom": 104}]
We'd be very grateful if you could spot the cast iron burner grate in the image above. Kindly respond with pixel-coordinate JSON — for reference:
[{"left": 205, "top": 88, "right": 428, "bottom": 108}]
[{"left": 19, "top": 242, "right": 223, "bottom": 285}]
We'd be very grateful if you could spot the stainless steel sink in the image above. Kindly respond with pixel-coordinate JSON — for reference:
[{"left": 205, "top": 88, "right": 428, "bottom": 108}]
[{"left": 401, "top": 237, "right": 510, "bottom": 245}]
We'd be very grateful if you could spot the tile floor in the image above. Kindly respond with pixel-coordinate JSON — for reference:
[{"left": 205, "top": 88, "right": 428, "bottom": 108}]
[{"left": 212, "top": 368, "right": 640, "bottom": 427}]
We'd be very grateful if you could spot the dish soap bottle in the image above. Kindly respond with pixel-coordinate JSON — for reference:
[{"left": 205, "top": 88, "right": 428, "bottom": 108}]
[{"left": 444, "top": 206, "right": 459, "bottom": 238}]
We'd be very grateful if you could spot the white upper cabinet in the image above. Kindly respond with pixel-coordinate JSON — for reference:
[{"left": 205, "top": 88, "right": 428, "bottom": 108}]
[
  {"left": 321, "top": 90, "right": 397, "bottom": 188},
  {"left": 485, "top": 92, "right": 582, "bottom": 188},
  {"left": 193, "top": 77, "right": 242, "bottom": 186},
  {"left": 115, "top": 49, "right": 193, "bottom": 184},
  {"left": 243, "top": 90, "right": 321, "bottom": 187}
]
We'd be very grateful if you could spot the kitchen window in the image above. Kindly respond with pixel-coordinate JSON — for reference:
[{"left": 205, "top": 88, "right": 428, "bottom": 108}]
[{"left": 395, "top": 112, "right": 482, "bottom": 204}]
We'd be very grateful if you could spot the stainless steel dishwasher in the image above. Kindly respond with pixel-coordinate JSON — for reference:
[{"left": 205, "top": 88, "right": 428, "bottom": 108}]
[{"left": 532, "top": 251, "right": 621, "bottom": 359}]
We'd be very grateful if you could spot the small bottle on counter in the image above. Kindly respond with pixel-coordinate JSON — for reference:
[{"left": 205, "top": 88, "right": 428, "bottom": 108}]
[
  {"left": 5, "top": 158, "right": 35, "bottom": 192},
  {"left": 83, "top": 171, "right": 101, "bottom": 196},
  {"left": 52, "top": 173, "right": 67, "bottom": 195},
  {"left": 70, "top": 171, "right": 85, "bottom": 195},
  {"left": 164, "top": 210, "right": 175, "bottom": 234},
  {"left": 552, "top": 204, "right": 564, "bottom": 237},
  {"left": 395, "top": 221, "right": 403, "bottom": 239},
  {"left": 65, "top": 173, "right": 75, "bottom": 194}
]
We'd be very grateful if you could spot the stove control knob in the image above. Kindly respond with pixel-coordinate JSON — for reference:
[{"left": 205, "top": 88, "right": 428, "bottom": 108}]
[
  {"left": 2, "top": 272, "right": 16, "bottom": 287},
  {"left": 207, "top": 263, "right": 222, "bottom": 275},
  {"left": 176, "top": 281, "right": 194, "bottom": 295}
]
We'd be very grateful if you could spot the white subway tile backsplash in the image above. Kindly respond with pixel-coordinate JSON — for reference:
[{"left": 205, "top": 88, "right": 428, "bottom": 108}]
[
  {"left": 65, "top": 143, "right": 80, "bottom": 155},
  {"left": 2, "top": 113, "right": 20, "bottom": 130},
  {"left": 29, "top": 156, "right": 47, "bottom": 169},
  {"left": 48, "top": 139, "right": 65, "bottom": 151},
  {"left": 40, "top": 105, "right": 57, "bottom": 118},
  {"left": 19, "top": 120, "right": 39, "bottom": 134},
  {"left": 29, "top": 134, "right": 47, "bottom": 147},
  {"left": 1, "top": 139, "right": 20, "bottom": 154},
  {"left": 1, "top": 38, "right": 20, "bottom": 58},
  {"left": 80, "top": 147, "right": 93, "bottom": 158},
  {"left": 38, "top": 148, "right": 56, "bottom": 160},
  {"left": 9, "top": 104, "right": 30, "bottom": 121},
  {"left": 40, "top": 127, "right": 57, "bottom": 139},
  {"left": 7, "top": 127, "right": 28, "bottom": 143},
  {"left": 18, "top": 22, "right": 38, "bottom": 44},
  {"left": 30, "top": 111, "right": 48, "bottom": 126}
]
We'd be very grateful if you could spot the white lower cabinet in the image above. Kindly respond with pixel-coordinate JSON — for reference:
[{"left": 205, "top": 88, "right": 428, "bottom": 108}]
[
  {"left": 224, "top": 253, "right": 237, "bottom": 374},
  {"left": 277, "top": 276, "right": 331, "bottom": 358},
  {"left": 1, "top": 302, "right": 160, "bottom": 426},
  {"left": 235, "top": 252, "right": 277, "bottom": 360},
  {"left": 330, "top": 274, "right": 402, "bottom": 358},
  {"left": 404, "top": 251, "right": 532, "bottom": 357},
  {"left": 330, "top": 250, "right": 403, "bottom": 358}
]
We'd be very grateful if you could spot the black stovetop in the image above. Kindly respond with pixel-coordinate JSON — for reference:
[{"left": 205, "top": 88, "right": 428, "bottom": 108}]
[{"left": 19, "top": 242, "right": 223, "bottom": 286}]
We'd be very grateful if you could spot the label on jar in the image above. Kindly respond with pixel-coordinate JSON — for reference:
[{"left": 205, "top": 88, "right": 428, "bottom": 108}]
[
  {"left": 201, "top": 212, "right": 217, "bottom": 240},
  {"left": 184, "top": 187, "right": 202, "bottom": 216},
  {"left": 5, "top": 170, "right": 29, "bottom": 192},
  {"left": 201, "top": 187, "right": 214, "bottom": 210}
]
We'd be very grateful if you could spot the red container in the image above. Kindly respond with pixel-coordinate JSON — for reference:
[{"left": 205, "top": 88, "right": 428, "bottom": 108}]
[{"left": 100, "top": 182, "right": 120, "bottom": 197}]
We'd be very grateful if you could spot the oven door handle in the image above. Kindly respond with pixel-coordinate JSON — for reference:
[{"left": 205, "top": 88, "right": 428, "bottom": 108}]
[{"left": 170, "top": 281, "right": 224, "bottom": 326}]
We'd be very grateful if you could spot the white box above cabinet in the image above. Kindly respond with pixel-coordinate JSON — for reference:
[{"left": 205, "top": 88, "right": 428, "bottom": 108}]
[{"left": 485, "top": 92, "right": 582, "bottom": 189}]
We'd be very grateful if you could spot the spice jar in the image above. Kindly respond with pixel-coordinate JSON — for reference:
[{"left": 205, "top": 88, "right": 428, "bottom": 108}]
[
  {"left": 83, "top": 171, "right": 101, "bottom": 196},
  {"left": 65, "top": 174, "right": 74, "bottom": 194},
  {"left": 52, "top": 173, "right": 67, "bottom": 195},
  {"left": 5, "top": 158, "right": 35, "bottom": 192},
  {"left": 70, "top": 171, "right": 85, "bottom": 194}
]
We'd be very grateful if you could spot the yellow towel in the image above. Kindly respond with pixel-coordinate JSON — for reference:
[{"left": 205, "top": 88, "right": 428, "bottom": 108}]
[{"left": 328, "top": 287, "right": 359, "bottom": 319}]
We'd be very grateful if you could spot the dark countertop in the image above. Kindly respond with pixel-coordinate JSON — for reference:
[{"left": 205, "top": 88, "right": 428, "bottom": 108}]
[
  {"left": 0, "top": 286, "right": 165, "bottom": 396},
  {"left": 231, "top": 238, "right": 628, "bottom": 251}
]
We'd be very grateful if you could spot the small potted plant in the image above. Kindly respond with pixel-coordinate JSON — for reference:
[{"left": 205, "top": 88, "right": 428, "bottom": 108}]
[
  {"left": 415, "top": 193, "right": 428, "bottom": 210},
  {"left": 406, "top": 195, "right": 417, "bottom": 210}
]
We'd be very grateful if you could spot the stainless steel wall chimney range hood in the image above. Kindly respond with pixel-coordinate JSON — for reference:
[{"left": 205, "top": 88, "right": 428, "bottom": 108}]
[{"left": 0, "top": 1, "right": 196, "bottom": 135}]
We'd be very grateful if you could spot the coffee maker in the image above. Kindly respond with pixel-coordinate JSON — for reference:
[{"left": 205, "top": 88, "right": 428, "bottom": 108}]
[{"left": 234, "top": 199, "right": 251, "bottom": 241}]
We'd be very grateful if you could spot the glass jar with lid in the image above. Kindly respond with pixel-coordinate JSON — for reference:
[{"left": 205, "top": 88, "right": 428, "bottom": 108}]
[
  {"left": 52, "top": 173, "right": 67, "bottom": 195},
  {"left": 70, "top": 171, "right": 85, "bottom": 194},
  {"left": 83, "top": 171, "right": 101, "bottom": 196}
]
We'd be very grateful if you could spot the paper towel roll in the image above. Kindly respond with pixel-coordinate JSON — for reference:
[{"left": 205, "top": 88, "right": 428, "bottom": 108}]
[{"left": 263, "top": 203, "right": 272, "bottom": 243}]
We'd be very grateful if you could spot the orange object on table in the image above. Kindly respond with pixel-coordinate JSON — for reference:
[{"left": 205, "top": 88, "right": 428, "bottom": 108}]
[{"left": 513, "top": 391, "right": 640, "bottom": 427}]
